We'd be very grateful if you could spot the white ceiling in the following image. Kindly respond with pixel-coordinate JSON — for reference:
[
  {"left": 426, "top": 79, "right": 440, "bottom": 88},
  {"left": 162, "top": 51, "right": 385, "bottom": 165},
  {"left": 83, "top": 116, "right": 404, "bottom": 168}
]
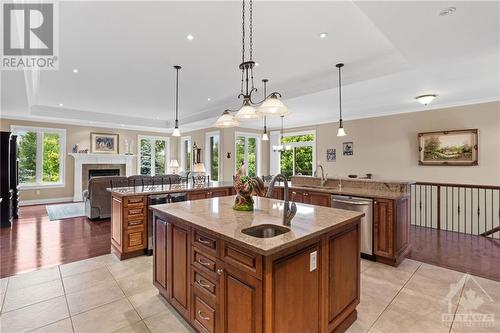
[{"left": 1, "top": 1, "right": 499, "bottom": 132}]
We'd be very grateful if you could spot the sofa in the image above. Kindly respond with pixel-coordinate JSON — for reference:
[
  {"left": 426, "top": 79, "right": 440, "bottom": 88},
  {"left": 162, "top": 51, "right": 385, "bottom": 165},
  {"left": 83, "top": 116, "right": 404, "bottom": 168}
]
[{"left": 83, "top": 174, "right": 182, "bottom": 220}]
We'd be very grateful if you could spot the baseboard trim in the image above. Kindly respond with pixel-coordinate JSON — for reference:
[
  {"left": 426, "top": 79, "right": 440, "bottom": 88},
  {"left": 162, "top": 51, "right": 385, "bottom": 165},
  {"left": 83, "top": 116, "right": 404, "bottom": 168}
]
[{"left": 19, "top": 197, "right": 75, "bottom": 206}]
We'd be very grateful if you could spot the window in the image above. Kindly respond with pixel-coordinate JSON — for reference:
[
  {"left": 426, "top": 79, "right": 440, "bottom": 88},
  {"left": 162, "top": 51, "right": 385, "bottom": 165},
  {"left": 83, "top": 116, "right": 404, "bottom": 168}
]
[
  {"left": 12, "top": 126, "right": 66, "bottom": 188},
  {"left": 205, "top": 131, "right": 220, "bottom": 181},
  {"left": 138, "top": 136, "right": 169, "bottom": 176},
  {"left": 270, "top": 130, "right": 315, "bottom": 180},
  {"left": 180, "top": 136, "right": 191, "bottom": 172},
  {"left": 235, "top": 132, "right": 260, "bottom": 177}
]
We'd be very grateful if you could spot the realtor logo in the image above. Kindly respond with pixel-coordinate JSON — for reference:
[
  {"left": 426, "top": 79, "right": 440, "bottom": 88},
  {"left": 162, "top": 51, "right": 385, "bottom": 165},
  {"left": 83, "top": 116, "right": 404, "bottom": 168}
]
[{"left": 2, "top": 2, "right": 58, "bottom": 70}]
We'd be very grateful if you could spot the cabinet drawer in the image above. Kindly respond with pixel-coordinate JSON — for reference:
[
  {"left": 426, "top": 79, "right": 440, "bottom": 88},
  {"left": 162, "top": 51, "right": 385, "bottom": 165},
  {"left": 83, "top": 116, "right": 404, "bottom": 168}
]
[
  {"left": 222, "top": 241, "right": 262, "bottom": 278},
  {"left": 192, "top": 229, "right": 218, "bottom": 255},
  {"left": 192, "top": 248, "right": 216, "bottom": 274},
  {"left": 193, "top": 292, "right": 215, "bottom": 333},
  {"left": 125, "top": 206, "right": 146, "bottom": 217},
  {"left": 127, "top": 218, "right": 144, "bottom": 228},
  {"left": 124, "top": 196, "right": 146, "bottom": 207},
  {"left": 125, "top": 227, "right": 146, "bottom": 252},
  {"left": 192, "top": 268, "right": 217, "bottom": 298}
]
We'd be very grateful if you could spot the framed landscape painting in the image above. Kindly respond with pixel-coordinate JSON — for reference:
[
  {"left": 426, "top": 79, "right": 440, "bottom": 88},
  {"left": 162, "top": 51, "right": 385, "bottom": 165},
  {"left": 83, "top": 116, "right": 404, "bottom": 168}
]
[
  {"left": 418, "top": 129, "right": 478, "bottom": 166},
  {"left": 91, "top": 133, "right": 119, "bottom": 154}
]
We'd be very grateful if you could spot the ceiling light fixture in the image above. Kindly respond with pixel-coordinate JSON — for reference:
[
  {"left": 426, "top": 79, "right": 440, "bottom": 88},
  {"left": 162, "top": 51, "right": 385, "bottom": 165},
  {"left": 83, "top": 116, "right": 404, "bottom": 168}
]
[
  {"left": 415, "top": 94, "right": 437, "bottom": 106},
  {"left": 58, "top": 103, "right": 63, "bottom": 107},
  {"left": 72, "top": 68, "right": 79, "bottom": 73},
  {"left": 186, "top": 34, "right": 194, "bottom": 41},
  {"left": 272, "top": 116, "right": 292, "bottom": 152},
  {"left": 207, "top": 98, "right": 211, "bottom": 101},
  {"left": 439, "top": 7, "right": 456, "bottom": 16},
  {"left": 336, "top": 63, "right": 346, "bottom": 137},
  {"left": 319, "top": 32, "right": 328, "bottom": 39},
  {"left": 261, "top": 79, "right": 269, "bottom": 141},
  {"left": 213, "top": 0, "right": 288, "bottom": 128},
  {"left": 172, "top": 65, "right": 182, "bottom": 137}
]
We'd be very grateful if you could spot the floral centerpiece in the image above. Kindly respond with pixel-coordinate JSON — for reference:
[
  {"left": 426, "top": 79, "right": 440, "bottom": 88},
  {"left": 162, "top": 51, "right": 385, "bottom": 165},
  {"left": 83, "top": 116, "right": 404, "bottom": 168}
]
[{"left": 233, "top": 165, "right": 265, "bottom": 211}]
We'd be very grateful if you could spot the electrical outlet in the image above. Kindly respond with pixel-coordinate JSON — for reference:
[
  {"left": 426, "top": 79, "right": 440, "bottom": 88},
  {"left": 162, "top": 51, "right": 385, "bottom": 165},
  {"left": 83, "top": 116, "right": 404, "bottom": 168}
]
[{"left": 310, "top": 251, "right": 317, "bottom": 271}]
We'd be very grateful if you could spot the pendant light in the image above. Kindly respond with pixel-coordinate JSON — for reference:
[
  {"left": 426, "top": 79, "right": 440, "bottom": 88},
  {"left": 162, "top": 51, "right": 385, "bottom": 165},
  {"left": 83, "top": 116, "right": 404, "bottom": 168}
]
[
  {"left": 213, "top": 0, "right": 288, "bottom": 127},
  {"left": 336, "top": 63, "right": 346, "bottom": 137},
  {"left": 172, "top": 65, "right": 181, "bottom": 137},
  {"left": 214, "top": 110, "right": 240, "bottom": 128},
  {"left": 272, "top": 116, "right": 291, "bottom": 152},
  {"left": 261, "top": 79, "right": 269, "bottom": 141}
]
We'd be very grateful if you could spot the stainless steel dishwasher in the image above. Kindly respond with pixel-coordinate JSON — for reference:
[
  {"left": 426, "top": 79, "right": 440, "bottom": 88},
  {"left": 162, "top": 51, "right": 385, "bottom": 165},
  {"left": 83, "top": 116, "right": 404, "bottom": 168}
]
[{"left": 331, "top": 195, "right": 374, "bottom": 259}]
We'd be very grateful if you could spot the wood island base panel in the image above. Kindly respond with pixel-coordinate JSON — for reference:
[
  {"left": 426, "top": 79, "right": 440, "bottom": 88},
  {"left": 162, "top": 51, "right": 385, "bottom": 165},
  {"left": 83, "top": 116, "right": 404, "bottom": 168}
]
[{"left": 151, "top": 196, "right": 364, "bottom": 333}]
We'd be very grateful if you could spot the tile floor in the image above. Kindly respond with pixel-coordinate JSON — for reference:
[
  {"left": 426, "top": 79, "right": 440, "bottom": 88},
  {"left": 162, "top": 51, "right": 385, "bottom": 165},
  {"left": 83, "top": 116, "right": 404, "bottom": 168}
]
[{"left": 0, "top": 255, "right": 498, "bottom": 333}]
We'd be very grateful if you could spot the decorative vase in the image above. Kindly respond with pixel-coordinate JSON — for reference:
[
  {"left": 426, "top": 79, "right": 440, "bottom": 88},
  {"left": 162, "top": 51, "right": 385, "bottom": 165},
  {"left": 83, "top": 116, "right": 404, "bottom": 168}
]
[{"left": 232, "top": 165, "right": 265, "bottom": 211}]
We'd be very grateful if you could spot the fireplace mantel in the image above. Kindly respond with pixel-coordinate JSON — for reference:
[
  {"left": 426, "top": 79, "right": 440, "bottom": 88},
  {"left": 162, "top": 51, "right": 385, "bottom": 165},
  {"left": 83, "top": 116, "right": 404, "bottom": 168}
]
[{"left": 69, "top": 153, "right": 135, "bottom": 201}]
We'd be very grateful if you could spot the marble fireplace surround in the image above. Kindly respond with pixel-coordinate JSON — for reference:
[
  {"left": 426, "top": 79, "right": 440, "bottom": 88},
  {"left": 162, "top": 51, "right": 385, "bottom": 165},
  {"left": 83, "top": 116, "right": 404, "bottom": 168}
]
[{"left": 69, "top": 153, "right": 135, "bottom": 201}]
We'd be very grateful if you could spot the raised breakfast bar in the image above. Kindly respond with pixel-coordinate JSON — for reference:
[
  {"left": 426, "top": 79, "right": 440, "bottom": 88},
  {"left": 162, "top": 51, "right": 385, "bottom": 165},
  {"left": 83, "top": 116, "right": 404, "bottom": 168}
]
[{"left": 150, "top": 195, "right": 364, "bottom": 333}]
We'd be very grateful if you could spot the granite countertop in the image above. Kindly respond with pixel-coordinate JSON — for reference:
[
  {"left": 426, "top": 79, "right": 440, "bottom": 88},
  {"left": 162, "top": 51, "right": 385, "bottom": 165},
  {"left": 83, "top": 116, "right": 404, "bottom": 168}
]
[
  {"left": 107, "top": 181, "right": 234, "bottom": 197},
  {"left": 150, "top": 195, "right": 364, "bottom": 256},
  {"left": 289, "top": 185, "right": 409, "bottom": 200}
]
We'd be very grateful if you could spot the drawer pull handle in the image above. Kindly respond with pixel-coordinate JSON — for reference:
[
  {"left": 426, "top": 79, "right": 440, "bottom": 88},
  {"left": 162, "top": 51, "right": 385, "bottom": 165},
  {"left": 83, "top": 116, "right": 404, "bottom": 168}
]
[
  {"left": 129, "top": 209, "right": 142, "bottom": 214},
  {"left": 197, "top": 237, "right": 212, "bottom": 245},
  {"left": 217, "top": 268, "right": 224, "bottom": 275},
  {"left": 197, "top": 258, "right": 212, "bottom": 267},
  {"left": 197, "top": 310, "right": 210, "bottom": 321},
  {"left": 128, "top": 220, "right": 142, "bottom": 226},
  {"left": 197, "top": 279, "right": 211, "bottom": 289}
]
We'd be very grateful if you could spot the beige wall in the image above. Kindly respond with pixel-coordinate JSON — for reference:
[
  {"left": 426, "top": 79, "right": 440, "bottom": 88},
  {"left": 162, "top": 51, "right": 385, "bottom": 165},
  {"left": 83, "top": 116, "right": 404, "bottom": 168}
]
[
  {"left": 270, "top": 101, "right": 500, "bottom": 185},
  {"left": 181, "top": 126, "right": 269, "bottom": 181},
  {"left": 0, "top": 118, "right": 177, "bottom": 202}
]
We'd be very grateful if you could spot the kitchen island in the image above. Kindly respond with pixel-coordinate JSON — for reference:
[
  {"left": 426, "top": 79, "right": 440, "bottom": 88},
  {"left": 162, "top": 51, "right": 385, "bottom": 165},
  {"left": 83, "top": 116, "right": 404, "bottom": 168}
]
[
  {"left": 150, "top": 195, "right": 364, "bottom": 333},
  {"left": 107, "top": 181, "right": 234, "bottom": 259}
]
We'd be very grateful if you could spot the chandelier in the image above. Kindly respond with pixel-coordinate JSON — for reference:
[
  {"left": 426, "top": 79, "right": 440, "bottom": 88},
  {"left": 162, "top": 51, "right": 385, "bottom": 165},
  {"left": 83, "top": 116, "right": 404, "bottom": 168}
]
[{"left": 214, "top": 0, "right": 288, "bottom": 128}]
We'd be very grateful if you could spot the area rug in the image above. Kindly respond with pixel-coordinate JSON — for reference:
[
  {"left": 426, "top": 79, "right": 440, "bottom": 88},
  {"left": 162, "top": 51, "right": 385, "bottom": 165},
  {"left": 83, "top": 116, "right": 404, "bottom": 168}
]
[{"left": 46, "top": 202, "right": 85, "bottom": 221}]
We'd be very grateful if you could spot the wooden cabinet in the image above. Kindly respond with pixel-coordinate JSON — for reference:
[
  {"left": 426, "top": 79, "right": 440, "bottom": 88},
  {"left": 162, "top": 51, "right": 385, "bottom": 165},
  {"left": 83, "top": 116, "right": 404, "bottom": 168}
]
[
  {"left": 373, "top": 197, "right": 411, "bottom": 266},
  {"left": 219, "top": 261, "right": 262, "bottom": 333},
  {"left": 111, "top": 195, "right": 147, "bottom": 259},
  {"left": 291, "top": 189, "right": 331, "bottom": 207},
  {"left": 273, "top": 245, "right": 320, "bottom": 333},
  {"left": 170, "top": 222, "right": 190, "bottom": 318},
  {"left": 188, "top": 191, "right": 209, "bottom": 201},
  {"left": 208, "top": 188, "right": 231, "bottom": 198}
]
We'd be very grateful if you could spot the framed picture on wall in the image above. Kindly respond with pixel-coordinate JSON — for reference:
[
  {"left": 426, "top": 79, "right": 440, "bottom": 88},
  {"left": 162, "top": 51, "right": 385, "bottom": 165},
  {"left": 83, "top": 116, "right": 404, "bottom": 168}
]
[
  {"left": 326, "top": 148, "right": 336, "bottom": 162},
  {"left": 91, "top": 133, "right": 119, "bottom": 154},
  {"left": 343, "top": 142, "right": 353, "bottom": 156},
  {"left": 418, "top": 129, "right": 478, "bottom": 166}
]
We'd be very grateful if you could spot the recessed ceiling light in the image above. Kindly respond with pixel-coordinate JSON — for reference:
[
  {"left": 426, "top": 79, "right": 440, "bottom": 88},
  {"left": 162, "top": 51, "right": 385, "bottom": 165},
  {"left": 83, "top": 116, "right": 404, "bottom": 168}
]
[
  {"left": 186, "top": 34, "right": 194, "bottom": 41},
  {"left": 255, "top": 62, "right": 260, "bottom": 67},
  {"left": 72, "top": 68, "right": 79, "bottom": 73},
  {"left": 415, "top": 94, "right": 437, "bottom": 105},
  {"left": 207, "top": 98, "right": 211, "bottom": 101},
  {"left": 58, "top": 103, "right": 63, "bottom": 107},
  {"left": 439, "top": 7, "right": 456, "bottom": 16},
  {"left": 319, "top": 32, "right": 328, "bottom": 39}
]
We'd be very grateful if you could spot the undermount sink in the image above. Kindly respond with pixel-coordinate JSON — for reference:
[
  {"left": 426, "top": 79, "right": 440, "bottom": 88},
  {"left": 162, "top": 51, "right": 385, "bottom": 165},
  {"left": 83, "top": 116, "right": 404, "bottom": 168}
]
[{"left": 242, "top": 224, "right": 290, "bottom": 238}]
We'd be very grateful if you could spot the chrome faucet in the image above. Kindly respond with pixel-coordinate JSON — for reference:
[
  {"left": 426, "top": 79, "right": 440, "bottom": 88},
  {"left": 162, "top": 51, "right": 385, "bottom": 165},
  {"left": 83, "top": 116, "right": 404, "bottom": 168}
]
[
  {"left": 266, "top": 174, "right": 297, "bottom": 227},
  {"left": 314, "top": 164, "right": 328, "bottom": 187}
]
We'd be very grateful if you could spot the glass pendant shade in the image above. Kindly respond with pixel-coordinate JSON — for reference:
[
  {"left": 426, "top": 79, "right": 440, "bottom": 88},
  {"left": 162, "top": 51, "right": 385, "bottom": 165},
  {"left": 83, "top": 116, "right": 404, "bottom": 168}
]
[
  {"left": 262, "top": 132, "right": 269, "bottom": 141},
  {"left": 337, "top": 126, "right": 346, "bottom": 137},
  {"left": 257, "top": 95, "right": 289, "bottom": 116},
  {"left": 172, "top": 127, "right": 181, "bottom": 137},
  {"left": 214, "top": 111, "right": 240, "bottom": 128},
  {"left": 235, "top": 102, "right": 259, "bottom": 120}
]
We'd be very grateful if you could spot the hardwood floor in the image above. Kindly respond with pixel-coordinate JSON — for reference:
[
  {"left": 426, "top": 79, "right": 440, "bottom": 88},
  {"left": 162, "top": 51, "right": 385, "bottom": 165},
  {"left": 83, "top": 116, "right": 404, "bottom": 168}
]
[
  {"left": 409, "top": 225, "right": 500, "bottom": 282},
  {"left": 0, "top": 204, "right": 111, "bottom": 278}
]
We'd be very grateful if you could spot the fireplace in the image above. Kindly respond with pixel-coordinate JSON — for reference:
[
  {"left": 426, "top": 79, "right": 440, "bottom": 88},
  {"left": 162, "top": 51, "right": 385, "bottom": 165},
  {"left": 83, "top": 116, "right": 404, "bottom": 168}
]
[{"left": 89, "top": 168, "right": 121, "bottom": 178}]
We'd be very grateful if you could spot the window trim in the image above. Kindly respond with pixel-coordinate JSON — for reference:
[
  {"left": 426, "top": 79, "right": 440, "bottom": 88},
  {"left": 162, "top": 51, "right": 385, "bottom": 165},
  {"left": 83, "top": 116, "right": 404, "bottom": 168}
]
[
  {"left": 11, "top": 125, "right": 66, "bottom": 189},
  {"left": 180, "top": 136, "right": 192, "bottom": 172},
  {"left": 234, "top": 131, "right": 261, "bottom": 177},
  {"left": 137, "top": 135, "right": 170, "bottom": 176},
  {"left": 205, "top": 131, "right": 220, "bottom": 181},
  {"left": 270, "top": 129, "right": 316, "bottom": 177}
]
